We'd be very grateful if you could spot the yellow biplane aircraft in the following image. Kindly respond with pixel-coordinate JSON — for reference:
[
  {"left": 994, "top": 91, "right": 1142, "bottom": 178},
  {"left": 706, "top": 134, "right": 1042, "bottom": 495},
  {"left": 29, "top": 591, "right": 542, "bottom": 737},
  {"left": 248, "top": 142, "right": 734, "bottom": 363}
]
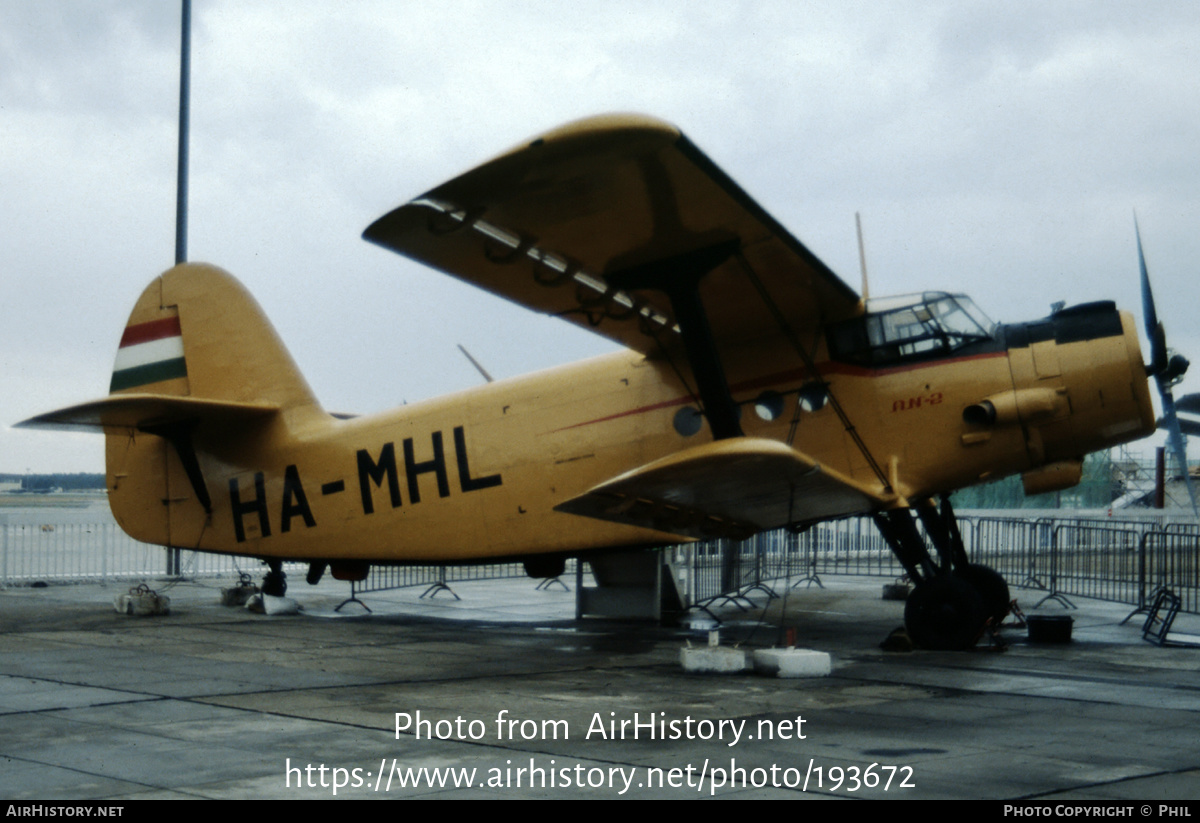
[{"left": 21, "top": 114, "right": 1185, "bottom": 650}]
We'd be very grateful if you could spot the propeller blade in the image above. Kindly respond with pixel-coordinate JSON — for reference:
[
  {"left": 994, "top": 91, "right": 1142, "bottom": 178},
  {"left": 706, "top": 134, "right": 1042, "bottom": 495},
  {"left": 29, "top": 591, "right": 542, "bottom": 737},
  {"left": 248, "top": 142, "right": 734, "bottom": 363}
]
[
  {"left": 1137, "top": 219, "right": 1156, "bottom": 357},
  {"left": 1174, "top": 419, "right": 1200, "bottom": 439},
  {"left": 1161, "top": 388, "right": 1198, "bottom": 515},
  {"left": 1137, "top": 217, "right": 1169, "bottom": 376},
  {"left": 1136, "top": 219, "right": 1197, "bottom": 515},
  {"left": 1173, "top": 393, "right": 1200, "bottom": 415}
]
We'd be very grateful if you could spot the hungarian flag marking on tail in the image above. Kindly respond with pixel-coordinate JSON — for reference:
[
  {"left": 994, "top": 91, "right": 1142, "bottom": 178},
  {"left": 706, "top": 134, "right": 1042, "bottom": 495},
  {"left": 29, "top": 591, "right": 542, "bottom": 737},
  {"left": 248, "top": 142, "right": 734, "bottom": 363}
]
[{"left": 110, "top": 316, "right": 187, "bottom": 392}]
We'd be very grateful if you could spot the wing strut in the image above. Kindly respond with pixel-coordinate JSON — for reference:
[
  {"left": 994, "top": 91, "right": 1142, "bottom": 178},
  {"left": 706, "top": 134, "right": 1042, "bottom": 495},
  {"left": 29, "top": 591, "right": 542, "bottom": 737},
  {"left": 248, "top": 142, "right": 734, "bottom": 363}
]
[
  {"left": 734, "top": 251, "right": 893, "bottom": 493},
  {"left": 607, "top": 238, "right": 744, "bottom": 439}
]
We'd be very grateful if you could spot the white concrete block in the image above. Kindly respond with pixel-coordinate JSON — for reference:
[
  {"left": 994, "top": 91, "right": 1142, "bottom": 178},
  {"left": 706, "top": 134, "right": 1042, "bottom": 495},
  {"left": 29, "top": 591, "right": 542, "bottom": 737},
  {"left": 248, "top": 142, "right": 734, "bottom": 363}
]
[
  {"left": 680, "top": 645, "right": 750, "bottom": 673},
  {"left": 752, "top": 648, "right": 831, "bottom": 678},
  {"left": 246, "top": 594, "right": 302, "bottom": 615}
]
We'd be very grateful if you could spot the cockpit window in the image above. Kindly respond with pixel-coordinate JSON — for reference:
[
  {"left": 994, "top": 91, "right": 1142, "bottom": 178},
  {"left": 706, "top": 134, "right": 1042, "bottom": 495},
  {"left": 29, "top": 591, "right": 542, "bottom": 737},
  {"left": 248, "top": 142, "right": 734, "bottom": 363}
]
[{"left": 828, "top": 292, "right": 996, "bottom": 367}]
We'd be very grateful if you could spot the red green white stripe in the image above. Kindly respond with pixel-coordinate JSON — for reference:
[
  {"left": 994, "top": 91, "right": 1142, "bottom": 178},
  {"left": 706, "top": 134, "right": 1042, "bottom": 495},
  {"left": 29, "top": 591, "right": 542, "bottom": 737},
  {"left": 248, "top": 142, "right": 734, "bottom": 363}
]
[{"left": 110, "top": 317, "right": 188, "bottom": 391}]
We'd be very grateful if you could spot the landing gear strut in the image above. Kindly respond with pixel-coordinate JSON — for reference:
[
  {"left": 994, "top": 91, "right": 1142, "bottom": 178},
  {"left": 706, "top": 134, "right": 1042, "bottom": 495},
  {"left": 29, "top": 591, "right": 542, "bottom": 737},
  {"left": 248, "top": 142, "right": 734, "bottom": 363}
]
[
  {"left": 262, "top": 560, "right": 287, "bottom": 597},
  {"left": 873, "top": 497, "right": 1009, "bottom": 650}
]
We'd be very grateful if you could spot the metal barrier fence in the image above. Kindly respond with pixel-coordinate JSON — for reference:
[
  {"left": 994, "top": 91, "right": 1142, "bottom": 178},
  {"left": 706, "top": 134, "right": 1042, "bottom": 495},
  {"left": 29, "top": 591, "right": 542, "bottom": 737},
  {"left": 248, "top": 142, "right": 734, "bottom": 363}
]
[
  {"left": 355, "top": 560, "right": 550, "bottom": 595},
  {"left": 1143, "top": 527, "right": 1200, "bottom": 614},
  {"left": 3, "top": 504, "right": 1197, "bottom": 619},
  {"left": 0, "top": 518, "right": 285, "bottom": 586},
  {"left": 0, "top": 511, "right": 541, "bottom": 594},
  {"left": 973, "top": 517, "right": 1059, "bottom": 597},
  {"left": 685, "top": 514, "right": 1200, "bottom": 619},
  {"left": 1044, "top": 524, "right": 1142, "bottom": 606}
]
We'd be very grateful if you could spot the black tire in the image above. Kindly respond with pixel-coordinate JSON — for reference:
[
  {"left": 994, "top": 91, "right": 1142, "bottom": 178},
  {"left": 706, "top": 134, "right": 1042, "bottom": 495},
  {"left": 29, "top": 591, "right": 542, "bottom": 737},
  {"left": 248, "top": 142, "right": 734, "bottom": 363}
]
[
  {"left": 262, "top": 568, "right": 287, "bottom": 597},
  {"left": 904, "top": 575, "right": 986, "bottom": 650},
  {"left": 955, "top": 563, "right": 1010, "bottom": 626}
]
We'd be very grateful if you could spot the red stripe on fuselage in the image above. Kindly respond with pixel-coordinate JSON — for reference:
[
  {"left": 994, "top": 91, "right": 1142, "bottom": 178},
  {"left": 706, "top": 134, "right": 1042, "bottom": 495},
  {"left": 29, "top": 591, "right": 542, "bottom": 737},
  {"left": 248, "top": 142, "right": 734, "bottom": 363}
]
[
  {"left": 820, "top": 350, "right": 1007, "bottom": 378},
  {"left": 119, "top": 316, "right": 182, "bottom": 348},
  {"left": 553, "top": 350, "right": 1008, "bottom": 433}
]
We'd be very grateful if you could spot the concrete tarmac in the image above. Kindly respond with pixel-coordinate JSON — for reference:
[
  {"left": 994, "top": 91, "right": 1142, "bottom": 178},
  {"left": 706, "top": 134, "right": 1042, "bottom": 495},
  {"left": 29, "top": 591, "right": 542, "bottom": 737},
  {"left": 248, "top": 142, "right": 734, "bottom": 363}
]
[{"left": 1, "top": 571, "right": 1198, "bottom": 800}]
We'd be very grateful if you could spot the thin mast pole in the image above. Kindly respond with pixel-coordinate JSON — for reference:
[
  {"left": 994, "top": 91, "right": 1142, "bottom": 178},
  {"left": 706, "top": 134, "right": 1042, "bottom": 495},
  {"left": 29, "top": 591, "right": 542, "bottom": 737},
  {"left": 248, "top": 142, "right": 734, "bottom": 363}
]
[
  {"left": 855, "top": 211, "right": 869, "bottom": 301},
  {"left": 175, "top": 0, "right": 191, "bottom": 265}
]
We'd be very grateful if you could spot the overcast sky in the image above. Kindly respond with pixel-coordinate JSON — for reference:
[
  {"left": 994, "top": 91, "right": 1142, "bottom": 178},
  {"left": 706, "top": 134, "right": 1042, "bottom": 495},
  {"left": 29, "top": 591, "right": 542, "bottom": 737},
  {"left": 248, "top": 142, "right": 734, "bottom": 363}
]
[{"left": 4, "top": 1, "right": 1199, "bottom": 474}]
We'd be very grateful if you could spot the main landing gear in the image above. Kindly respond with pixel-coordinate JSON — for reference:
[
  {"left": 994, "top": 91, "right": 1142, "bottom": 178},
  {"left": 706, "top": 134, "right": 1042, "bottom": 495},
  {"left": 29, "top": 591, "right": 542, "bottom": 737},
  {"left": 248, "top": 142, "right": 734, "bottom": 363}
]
[{"left": 873, "top": 497, "right": 1010, "bottom": 650}]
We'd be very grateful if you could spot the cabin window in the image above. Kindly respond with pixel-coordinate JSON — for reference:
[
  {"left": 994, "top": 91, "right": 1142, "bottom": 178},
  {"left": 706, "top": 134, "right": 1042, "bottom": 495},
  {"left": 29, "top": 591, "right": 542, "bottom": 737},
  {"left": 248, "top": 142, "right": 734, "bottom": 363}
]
[{"left": 828, "top": 292, "right": 996, "bottom": 368}]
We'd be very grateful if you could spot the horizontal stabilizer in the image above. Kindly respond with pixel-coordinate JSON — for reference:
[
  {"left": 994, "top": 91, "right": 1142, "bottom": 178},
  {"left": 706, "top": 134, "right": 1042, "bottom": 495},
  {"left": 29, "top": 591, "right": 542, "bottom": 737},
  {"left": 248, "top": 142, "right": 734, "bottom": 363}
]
[
  {"left": 18, "top": 393, "right": 279, "bottom": 433},
  {"left": 554, "top": 438, "right": 887, "bottom": 540}
]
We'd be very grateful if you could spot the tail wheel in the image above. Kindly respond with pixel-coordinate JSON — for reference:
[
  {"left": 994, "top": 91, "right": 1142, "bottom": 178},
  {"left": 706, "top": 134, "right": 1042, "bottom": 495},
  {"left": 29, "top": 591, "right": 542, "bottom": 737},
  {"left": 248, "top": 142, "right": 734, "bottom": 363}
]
[
  {"left": 262, "top": 563, "right": 287, "bottom": 597},
  {"left": 904, "top": 575, "right": 986, "bottom": 650},
  {"left": 955, "top": 563, "right": 1010, "bottom": 626}
]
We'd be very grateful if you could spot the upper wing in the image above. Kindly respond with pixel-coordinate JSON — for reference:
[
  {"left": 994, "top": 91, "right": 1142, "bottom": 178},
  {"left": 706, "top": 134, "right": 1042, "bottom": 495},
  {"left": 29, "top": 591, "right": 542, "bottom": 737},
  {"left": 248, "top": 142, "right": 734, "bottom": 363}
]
[
  {"left": 363, "top": 114, "right": 861, "bottom": 356},
  {"left": 553, "top": 438, "right": 888, "bottom": 540}
]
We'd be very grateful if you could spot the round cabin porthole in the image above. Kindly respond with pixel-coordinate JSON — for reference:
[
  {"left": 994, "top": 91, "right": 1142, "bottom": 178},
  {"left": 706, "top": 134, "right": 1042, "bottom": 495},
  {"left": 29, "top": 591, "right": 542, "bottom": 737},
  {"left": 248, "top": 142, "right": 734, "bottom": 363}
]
[
  {"left": 673, "top": 406, "right": 703, "bottom": 436},
  {"left": 798, "top": 381, "right": 828, "bottom": 412},
  {"left": 754, "top": 390, "right": 785, "bottom": 421}
]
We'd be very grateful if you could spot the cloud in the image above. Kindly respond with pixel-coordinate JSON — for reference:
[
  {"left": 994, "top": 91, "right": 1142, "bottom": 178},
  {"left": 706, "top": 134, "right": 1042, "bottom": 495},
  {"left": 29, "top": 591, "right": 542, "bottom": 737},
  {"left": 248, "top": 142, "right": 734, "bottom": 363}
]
[{"left": 4, "top": 1, "right": 1198, "bottom": 471}]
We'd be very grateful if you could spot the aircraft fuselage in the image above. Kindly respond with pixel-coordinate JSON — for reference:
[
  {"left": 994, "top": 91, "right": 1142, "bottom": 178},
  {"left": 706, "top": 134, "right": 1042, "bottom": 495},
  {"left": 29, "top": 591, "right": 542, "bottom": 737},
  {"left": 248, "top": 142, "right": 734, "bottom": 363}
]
[{"left": 106, "top": 292, "right": 1152, "bottom": 565}]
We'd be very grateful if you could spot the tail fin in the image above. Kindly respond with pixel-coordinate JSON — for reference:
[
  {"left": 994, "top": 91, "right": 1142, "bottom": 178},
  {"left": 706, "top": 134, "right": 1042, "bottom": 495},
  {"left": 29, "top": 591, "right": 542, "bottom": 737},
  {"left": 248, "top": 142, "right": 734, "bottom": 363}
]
[
  {"left": 111, "top": 263, "right": 319, "bottom": 410},
  {"left": 21, "top": 263, "right": 323, "bottom": 429},
  {"left": 21, "top": 263, "right": 326, "bottom": 546}
]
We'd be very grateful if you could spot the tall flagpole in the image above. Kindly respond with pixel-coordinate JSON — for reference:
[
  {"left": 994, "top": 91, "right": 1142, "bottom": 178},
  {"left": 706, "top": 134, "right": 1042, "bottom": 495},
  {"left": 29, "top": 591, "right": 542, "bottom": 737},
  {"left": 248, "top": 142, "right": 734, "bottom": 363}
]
[
  {"left": 175, "top": 0, "right": 191, "bottom": 265},
  {"left": 168, "top": 0, "right": 191, "bottom": 578}
]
